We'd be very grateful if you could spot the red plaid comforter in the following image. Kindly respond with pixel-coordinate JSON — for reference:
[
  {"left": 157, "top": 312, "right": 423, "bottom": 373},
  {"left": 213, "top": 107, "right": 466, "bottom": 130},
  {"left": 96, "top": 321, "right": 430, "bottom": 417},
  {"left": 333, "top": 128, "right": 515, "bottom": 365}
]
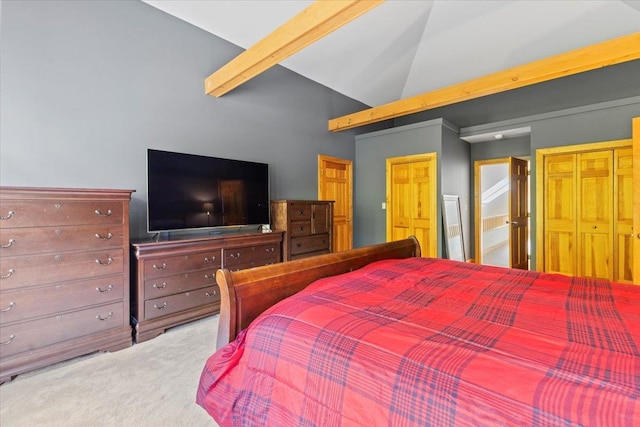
[{"left": 197, "top": 258, "right": 640, "bottom": 426}]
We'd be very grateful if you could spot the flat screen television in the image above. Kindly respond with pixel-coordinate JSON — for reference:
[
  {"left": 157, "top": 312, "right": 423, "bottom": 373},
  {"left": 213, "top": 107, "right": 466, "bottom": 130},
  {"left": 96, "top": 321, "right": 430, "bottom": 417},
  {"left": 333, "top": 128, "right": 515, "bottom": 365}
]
[{"left": 147, "top": 149, "right": 270, "bottom": 234}]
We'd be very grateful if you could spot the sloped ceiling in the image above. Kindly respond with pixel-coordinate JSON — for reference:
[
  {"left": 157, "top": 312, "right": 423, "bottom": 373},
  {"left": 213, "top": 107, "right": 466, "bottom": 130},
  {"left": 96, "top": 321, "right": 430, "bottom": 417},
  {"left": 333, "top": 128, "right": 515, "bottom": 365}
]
[{"left": 143, "top": 0, "right": 640, "bottom": 108}]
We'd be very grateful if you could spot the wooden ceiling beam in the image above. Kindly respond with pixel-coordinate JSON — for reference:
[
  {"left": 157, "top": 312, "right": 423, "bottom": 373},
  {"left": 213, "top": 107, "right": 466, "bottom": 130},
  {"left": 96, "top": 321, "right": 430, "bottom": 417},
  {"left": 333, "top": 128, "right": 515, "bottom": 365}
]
[
  {"left": 328, "top": 32, "right": 640, "bottom": 132},
  {"left": 205, "top": 0, "right": 384, "bottom": 97}
]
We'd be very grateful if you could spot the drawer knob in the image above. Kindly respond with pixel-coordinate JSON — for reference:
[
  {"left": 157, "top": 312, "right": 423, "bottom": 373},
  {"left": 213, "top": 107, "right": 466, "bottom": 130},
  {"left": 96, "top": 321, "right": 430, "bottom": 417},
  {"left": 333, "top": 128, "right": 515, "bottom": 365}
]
[
  {"left": 0, "top": 334, "right": 15, "bottom": 346},
  {"left": 205, "top": 290, "right": 218, "bottom": 298},
  {"left": 296, "top": 243, "right": 302, "bottom": 248},
  {"left": 153, "top": 262, "right": 167, "bottom": 270},
  {"left": 0, "top": 211, "right": 15, "bottom": 220},
  {"left": 1, "top": 302, "right": 16, "bottom": 312},
  {"left": 204, "top": 256, "right": 216, "bottom": 263},
  {"left": 298, "top": 210, "right": 305, "bottom": 215},
  {"left": 1, "top": 238, "right": 15, "bottom": 249},
  {"left": 153, "top": 282, "right": 167, "bottom": 289},
  {"left": 154, "top": 302, "right": 167, "bottom": 310},
  {"left": 96, "top": 312, "right": 113, "bottom": 321},
  {"left": 95, "top": 257, "right": 113, "bottom": 266},
  {"left": 96, "top": 284, "right": 114, "bottom": 293},
  {"left": 298, "top": 226, "right": 305, "bottom": 231},
  {"left": 95, "top": 232, "right": 113, "bottom": 240},
  {"left": 94, "top": 209, "right": 112, "bottom": 217},
  {"left": 1, "top": 268, "right": 15, "bottom": 279}
]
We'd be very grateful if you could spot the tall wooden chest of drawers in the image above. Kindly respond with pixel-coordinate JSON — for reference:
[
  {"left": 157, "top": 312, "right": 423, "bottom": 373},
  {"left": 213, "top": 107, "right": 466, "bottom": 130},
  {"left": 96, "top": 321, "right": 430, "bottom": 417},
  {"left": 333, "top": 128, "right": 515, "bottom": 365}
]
[
  {"left": 130, "top": 231, "right": 283, "bottom": 343},
  {"left": 0, "top": 187, "right": 134, "bottom": 383},
  {"left": 270, "top": 200, "right": 334, "bottom": 260}
]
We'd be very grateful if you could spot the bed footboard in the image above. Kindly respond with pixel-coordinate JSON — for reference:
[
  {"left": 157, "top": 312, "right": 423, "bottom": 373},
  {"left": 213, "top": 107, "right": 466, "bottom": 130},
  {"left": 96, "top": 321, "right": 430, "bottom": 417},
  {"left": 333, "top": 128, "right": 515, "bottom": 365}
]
[{"left": 215, "top": 237, "right": 420, "bottom": 349}]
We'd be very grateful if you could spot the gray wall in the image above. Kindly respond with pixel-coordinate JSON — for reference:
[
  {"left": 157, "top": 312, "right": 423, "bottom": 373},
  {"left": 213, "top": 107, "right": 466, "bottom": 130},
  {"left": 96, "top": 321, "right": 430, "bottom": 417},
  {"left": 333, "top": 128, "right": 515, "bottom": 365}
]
[
  {"left": 366, "top": 98, "right": 639, "bottom": 269},
  {"left": 0, "top": 0, "right": 380, "bottom": 239},
  {"left": 527, "top": 98, "right": 640, "bottom": 269},
  {"left": 354, "top": 119, "right": 450, "bottom": 252},
  {"left": 441, "top": 126, "right": 471, "bottom": 259},
  {"left": 467, "top": 135, "right": 531, "bottom": 260}
]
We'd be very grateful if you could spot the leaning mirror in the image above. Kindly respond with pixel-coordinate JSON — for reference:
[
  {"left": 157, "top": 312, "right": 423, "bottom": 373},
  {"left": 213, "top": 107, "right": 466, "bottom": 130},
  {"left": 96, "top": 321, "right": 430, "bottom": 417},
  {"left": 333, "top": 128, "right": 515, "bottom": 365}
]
[{"left": 442, "top": 195, "right": 466, "bottom": 262}]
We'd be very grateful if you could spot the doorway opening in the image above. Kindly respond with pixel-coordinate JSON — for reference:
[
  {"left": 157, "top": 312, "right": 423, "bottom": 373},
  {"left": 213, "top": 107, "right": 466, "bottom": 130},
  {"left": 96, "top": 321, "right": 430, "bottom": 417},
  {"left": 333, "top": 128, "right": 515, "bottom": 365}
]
[{"left": 474, "top": 157, "right": 530, "bottom": 269}]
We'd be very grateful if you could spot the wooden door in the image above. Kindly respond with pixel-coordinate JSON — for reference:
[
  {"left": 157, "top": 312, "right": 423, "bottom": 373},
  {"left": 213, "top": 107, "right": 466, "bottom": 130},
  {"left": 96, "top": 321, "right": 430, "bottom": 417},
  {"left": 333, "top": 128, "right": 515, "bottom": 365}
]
[
  {"left": 318, "top": 155, "right": 352, "bottom": 252},
  {"left": 509, "top": 157, "right": 529, "bottom": 269},
  {"left": 474, "top": 158, "right": 530, "bottom": 268},
  {"left": 536, "top": 138, "right": 634, "bottom": 281},
  {"left": 543, "top": 154, "right": 577, "bottom": 276},
  {"left": 614, "top": 147, "right": 634, "bottom": 283},
  {"left": 577, "top": 151, "right": 613, "bottom": 280},
  {"left": 386, "top": 153, "right": 437, "bottom": 257},
  {"left": 633, "top": 117, "right": 640, "bottom": 284}
]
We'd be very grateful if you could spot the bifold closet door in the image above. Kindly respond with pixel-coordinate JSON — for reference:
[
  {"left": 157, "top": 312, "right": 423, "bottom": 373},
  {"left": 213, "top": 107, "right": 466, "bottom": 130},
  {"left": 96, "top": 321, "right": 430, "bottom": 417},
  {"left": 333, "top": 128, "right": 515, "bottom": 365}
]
[
  {"left": 387, "top": 153, "right": 437, "bottom": 257},
  {"left": 543, "top": 146, "right": 633, "bottom": 282},
  {"left": 576, "top": 150, "right": 613, "bottom": 280},
  {"left": 614, "top": 147, "right": 634, "bottom": 283},
  {"left": 544, "top": 153, "right": 577, "bottom": 276}
]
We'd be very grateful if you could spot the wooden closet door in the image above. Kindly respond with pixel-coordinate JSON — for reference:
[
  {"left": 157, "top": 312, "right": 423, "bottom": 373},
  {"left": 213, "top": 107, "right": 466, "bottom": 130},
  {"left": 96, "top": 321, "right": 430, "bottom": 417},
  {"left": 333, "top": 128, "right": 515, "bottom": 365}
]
[
  {"left": 387, "top": 154, "right": 437, "bottom": 257},
  {"left": 577, "top": 151, "right": 613, "bottom": 280},
  {"left": 389, "top": 162, "right": 412, "bottom": 241},
  {"left": 614, "top": 148, "right": 634, "bottom": 283},
  {"left": 544, "top": 154, "right": 577, "bottom": 276},
  {"left": 410, "top": 160, "right": 437, "bottom": 257}
]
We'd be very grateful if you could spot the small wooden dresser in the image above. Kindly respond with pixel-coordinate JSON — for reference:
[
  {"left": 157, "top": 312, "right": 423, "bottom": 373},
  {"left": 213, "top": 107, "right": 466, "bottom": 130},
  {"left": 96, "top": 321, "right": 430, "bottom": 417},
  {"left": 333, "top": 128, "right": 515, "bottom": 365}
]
[
  {"left": 270, "top": 200, "right": 334, "bottom": 260},
  {"left": 130, "top": 231, "right": 283, "bottom": 343},
  {"left": 0, "top": 187, "right": 133, "bottom": 383}
]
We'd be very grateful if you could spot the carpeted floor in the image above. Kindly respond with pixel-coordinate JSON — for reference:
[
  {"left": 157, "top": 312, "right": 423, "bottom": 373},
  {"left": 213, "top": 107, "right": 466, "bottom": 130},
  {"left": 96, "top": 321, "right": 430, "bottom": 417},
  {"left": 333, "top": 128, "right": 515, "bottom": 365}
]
[{"left": 0, "top": 315, "right": 220, "bottom": 427}]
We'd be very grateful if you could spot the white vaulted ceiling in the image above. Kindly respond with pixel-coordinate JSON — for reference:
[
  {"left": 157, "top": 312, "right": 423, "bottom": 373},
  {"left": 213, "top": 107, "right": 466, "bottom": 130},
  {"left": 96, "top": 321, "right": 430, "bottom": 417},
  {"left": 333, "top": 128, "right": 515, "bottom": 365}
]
[{"left": 143, "top": 0, "right": 640, "bottom": 109}]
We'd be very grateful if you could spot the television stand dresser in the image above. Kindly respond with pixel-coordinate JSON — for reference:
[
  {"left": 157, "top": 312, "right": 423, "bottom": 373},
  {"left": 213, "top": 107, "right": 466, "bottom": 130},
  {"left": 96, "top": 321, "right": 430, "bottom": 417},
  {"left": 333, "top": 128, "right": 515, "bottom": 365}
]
[
  {"left": 130, "top": 231, "right": 283, "bottom": 343},
  {"left": 0, "top": 187, "right": 134, "bottom": 383}
]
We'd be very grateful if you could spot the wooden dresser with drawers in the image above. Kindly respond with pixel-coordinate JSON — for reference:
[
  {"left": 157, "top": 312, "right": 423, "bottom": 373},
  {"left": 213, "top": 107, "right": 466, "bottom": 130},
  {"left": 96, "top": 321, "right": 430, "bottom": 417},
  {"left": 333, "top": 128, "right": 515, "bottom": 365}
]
[
  {"left": 0, "top": 187, "right": 133, "bottom": 383},
  {"left": 130, "top": 231, "right": 283, "bottom": 343},
  {"left": 270, "top": 200, "right": 333, "bottom": 260}
]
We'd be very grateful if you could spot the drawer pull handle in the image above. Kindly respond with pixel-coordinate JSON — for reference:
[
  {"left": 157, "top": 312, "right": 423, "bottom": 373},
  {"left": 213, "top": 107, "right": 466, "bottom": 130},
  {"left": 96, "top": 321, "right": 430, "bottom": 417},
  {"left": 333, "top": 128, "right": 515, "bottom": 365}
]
[
  {"left": 298, "top": 210, "right": 305, "bottom": 215},
  {"left": 1, "top": 211, "right": 15, "bottom": 220},
  {"left": 96, "top": 312, "right": 113, "bottom": 321},
  {"left": 204, "top": 256, "right": 216, "bottom": 263},
  {"left": 298, "top": 226, "right": 304, "bottom": 231},
  {"left": 1, "top": 269, "right": 15, "bottom": 279},
  {"left": 296, "top": 243, "right": 302, "bottom": 248},
  {"left": 96, "top": 284, "right": 113, "bottom": 293},
  {"left": 95, "top": 232, "right": 113, "bottom": 240},
  {"left": 153, "top": 263, "right": 167, "bottom": 270},
  {"left": 204, "top": 274, "right": 214, "bottom": 281},
  {"left": 154, "top": 302, "right": 167, "bottom": 310},
  {"left": 153, "top": 282, "right": 167, "bottom": 289},
  {"left": 0, "top": 334, "right": 15, "bottom": 346},
  {"left": 94, "top": 209, "right": 112, "bottom": 217},
  {"left": 1, "top": 302, "right": 16, "bottom": 312},
  {"left": 265, "top": 247, "right": 274, "bottom": 253},
  {"left": 1, "top": 239, "right": 15, "bottom": 249},
  {"left": 95, "top": 257, "right": 113, "bottom": 266},
  {"left": 230, "top": 253, "right": 241, "bottom": 258},
  {"left": 205, "top": 290, "right": 217, "bottom": 298}
]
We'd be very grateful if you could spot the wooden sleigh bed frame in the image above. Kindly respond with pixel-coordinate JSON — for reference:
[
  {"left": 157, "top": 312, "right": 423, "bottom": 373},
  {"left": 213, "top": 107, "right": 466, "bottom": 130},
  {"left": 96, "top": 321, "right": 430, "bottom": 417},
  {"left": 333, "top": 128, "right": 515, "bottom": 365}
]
[{"left": 214, "top": 237, "right": 421, "bottom": 349}]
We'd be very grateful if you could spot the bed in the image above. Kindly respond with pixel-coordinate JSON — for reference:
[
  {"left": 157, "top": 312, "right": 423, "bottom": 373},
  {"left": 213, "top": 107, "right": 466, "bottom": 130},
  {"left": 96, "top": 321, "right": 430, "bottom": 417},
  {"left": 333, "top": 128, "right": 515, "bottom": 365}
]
[{"left": 197, "top": 237, "right": 640, "bottom": 426}]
